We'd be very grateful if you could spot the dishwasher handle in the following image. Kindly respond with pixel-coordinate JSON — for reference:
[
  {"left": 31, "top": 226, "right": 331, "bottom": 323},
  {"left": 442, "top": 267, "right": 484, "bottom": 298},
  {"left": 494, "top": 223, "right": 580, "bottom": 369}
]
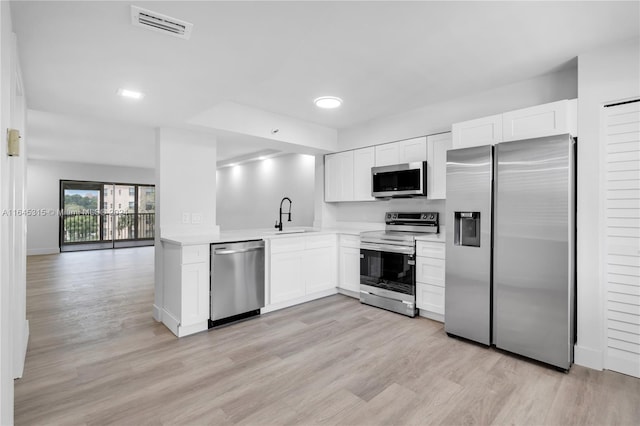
[{"left": 214, "top": 246, "right": 263, "bottom": 255}]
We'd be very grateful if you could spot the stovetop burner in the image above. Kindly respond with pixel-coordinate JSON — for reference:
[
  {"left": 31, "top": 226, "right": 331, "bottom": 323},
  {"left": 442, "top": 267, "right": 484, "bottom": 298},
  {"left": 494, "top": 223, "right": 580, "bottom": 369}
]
[{"left": 360, "top": 211, "right": 439, "bottom": 246}]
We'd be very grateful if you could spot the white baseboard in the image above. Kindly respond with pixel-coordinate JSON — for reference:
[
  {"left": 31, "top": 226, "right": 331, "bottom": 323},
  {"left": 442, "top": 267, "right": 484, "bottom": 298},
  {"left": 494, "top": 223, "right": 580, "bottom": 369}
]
[
  {"left": 152, "top": 304, "right": 162, "bottom": 322},
  {"left": 337, "top": 288, "right": 359, "bottom": 299},
  {"left": 178, "top": 321, "right": 208, "bottom": 337},
  {"left": 262, "top": 288, "right": 338, "bottom": 314},
  {"left": 161, "top": 309, "right": 179, "bottom": 336},
  {"left": 27, "top": 247, "right": 60, "bottom": 256},
  {"left": 419, "top": 310, "right": 444, "bottom": 323},
  {"left": 160, "top": 309, "right": 208, "bottom": 338},
  {"left": 574, "top": 344, "right": 604, "bottom": 370},
  {"left": 606, "top": 350, "right": 640, "bottom": 378},
  {"left": 13, "top": 320, "right": 29, "bottom": 379}
]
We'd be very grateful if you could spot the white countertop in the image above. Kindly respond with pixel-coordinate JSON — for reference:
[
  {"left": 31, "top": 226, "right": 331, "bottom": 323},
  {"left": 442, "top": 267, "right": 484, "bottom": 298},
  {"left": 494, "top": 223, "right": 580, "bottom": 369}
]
[
  {"left": 415, "top": 226, "right": 446, "bottom": 243},
  {"left": 161, "top": 227, "right": 359, "bottom": 246},
  {"left": 161, "top": 224, "right": 445, "bottom": 246}
]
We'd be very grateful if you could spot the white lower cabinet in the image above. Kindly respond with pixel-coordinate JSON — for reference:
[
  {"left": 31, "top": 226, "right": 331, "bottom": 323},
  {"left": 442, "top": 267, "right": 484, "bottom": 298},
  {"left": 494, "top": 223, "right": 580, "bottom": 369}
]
[
  {"left": 270, "top": 251, "right": 305, "bottom": 304},
  {"left": 305, "top": 246, "right": 338, "bottom": 294},
  {"left": 267, "top": 234, "right": 337, "bottom": 310},
  {"left": 338, "top": 234, "right": 360, "bottom": 295},
  {"left": 162, "top": 242, "right": 210, "bottom": 337},
  {"left": 416, "top": 283, "right": 444, "bottom": 316},
  {"left": 415, "top": 240, "right": 445, "bottom": 321}
]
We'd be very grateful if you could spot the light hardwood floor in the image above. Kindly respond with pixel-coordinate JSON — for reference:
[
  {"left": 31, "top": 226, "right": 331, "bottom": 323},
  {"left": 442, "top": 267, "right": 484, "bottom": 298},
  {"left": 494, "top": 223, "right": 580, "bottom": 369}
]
[{"left": 16, "top": 247, "right": 640, "bottom": 425}]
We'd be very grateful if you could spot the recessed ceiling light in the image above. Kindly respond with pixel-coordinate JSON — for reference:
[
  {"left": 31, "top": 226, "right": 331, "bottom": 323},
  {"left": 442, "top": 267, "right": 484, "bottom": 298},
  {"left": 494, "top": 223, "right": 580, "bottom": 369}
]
[
  {"left": 117, "top": 88, "right": 144, "bottom": 100},
  {"left": 314, "top": 96, "right": 342, "bottom": 109}
]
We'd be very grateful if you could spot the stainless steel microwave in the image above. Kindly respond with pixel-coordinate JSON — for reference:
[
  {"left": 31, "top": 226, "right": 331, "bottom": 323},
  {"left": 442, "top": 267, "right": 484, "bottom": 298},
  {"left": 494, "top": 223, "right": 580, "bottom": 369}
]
[{"left": 371, "top": 161, "right": 427, "bottom": 198}]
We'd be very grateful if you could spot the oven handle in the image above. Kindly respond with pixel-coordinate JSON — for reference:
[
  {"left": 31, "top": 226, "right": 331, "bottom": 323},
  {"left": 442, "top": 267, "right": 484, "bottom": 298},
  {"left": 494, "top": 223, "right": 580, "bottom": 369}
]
[{"left": 360, "top": 242, "right": 415, "bottom": 255}]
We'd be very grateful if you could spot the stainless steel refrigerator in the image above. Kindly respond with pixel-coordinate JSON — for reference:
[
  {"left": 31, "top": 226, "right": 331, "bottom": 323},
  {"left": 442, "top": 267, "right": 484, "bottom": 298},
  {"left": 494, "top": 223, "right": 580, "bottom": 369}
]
[{"left": 445, "top": 134, "right": 575, "bottom": 370}]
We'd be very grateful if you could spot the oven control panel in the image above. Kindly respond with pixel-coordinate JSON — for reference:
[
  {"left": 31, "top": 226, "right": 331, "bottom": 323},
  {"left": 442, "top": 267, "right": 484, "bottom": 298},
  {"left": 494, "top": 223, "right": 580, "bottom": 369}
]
[{"left": 385, "top": 212, "right": 438, "bottom": 223}]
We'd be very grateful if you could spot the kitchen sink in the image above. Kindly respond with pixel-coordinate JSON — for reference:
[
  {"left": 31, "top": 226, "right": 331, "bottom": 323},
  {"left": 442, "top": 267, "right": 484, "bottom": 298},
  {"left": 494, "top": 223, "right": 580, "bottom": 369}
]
[
  {"left": 265, "top": 228, "right": 316, "bottom": 235},
  {"left": 276, "top": 229, "right": 313, "bottom": 234}
]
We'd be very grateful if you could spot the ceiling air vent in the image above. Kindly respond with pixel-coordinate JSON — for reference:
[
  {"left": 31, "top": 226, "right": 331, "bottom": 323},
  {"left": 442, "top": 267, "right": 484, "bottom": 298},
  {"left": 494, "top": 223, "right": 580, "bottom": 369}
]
[{"left": 131, "top": 6, "right": 193, "bottom": 40}]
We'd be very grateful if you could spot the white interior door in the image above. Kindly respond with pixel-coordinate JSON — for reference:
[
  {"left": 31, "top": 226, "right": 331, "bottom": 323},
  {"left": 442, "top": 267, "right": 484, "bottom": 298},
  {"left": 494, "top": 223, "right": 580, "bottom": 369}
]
[{"left": 603, "top": 99, "right": 640, "bottom": 378}]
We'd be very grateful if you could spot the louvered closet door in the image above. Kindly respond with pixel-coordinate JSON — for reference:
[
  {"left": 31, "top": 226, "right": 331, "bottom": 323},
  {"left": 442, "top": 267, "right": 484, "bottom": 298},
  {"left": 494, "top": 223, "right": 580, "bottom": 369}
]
[{"left": 604, "top": 99, "right": 640, "bottom": 378}]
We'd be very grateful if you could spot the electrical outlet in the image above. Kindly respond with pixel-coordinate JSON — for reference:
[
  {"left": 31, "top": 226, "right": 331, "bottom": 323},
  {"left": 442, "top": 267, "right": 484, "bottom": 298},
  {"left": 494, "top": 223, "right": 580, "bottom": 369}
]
[
  {"left": 182, "top": 212, "right": 190, "bottom": 224},
  {"left": 191, "top": 213, "right": 202, "bottom": 224}
]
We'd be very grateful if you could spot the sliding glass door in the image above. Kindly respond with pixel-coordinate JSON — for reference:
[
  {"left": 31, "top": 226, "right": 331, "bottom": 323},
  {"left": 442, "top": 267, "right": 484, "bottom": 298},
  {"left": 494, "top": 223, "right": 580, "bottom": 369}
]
[
  {"left": 61, "top": 182, "right": 104, "bottom": 245},
  {"left": 60, "top": 180, "right": 155, "bottom": 251}
]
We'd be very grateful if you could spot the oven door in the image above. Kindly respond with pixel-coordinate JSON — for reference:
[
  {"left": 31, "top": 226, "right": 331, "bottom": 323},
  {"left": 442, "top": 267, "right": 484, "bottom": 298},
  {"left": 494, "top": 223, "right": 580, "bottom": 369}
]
[{"left": 360, "top": 242, "right": 416, "bottom": 296}]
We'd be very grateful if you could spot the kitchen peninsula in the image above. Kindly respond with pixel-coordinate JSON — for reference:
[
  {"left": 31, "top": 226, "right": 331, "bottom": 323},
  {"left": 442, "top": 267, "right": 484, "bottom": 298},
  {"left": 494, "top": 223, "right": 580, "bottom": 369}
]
[{"left": 160, "top": 226, "right": 445, "bottom": 337}]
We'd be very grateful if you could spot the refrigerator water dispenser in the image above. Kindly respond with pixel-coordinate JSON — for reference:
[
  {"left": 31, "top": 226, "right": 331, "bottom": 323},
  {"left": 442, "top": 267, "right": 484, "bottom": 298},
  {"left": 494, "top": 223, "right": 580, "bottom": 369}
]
[{"left": 454, "top": 212, "right": 480, "bottom": 247}]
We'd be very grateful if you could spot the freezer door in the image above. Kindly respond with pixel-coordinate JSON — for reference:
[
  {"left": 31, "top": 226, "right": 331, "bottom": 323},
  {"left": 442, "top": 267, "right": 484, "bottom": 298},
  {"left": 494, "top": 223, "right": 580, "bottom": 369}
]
[
  {"left": 445, "top": 145, "right": 493, "bottom": 345},
  {"left": 494, "top": 134, "right": 575, "bottom": 369}
]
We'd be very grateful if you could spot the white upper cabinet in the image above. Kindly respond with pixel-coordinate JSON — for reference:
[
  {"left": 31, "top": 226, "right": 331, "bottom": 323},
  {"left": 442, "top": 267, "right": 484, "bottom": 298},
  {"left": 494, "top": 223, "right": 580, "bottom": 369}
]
[
  {"left": 452, "top": 99, "right": 578, "bottom": 149},
  {"left": 502, "top": 99, "right": 576, "bottom": 142},
  {"left": 375, "top": 137, "right": 427, "bottom": 166},
  {"left": 324, "top": 153, "right": 340, "bottom": 202},
  {"left": 427, "top": 132, "right": 452, "bottom": 200},
  {"left": 374, "top": 143, "right": 400, "bottom": 166},
  {"left": 324, "top": 150, "right": 354, "bottom": 202},
  {"left": 353, "top": 147, "right": 375, "bottom": 201},
  {"left": 398, "top": 137, "right": 428, "bottom": 163},
  {"left": 452, "top": 114, "right": 503, "bottom": 149}
]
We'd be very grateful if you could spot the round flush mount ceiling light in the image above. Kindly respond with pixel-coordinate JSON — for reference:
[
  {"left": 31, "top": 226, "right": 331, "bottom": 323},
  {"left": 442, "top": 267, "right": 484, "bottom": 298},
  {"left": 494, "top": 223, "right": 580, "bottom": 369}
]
[
  {"left": 117, "top": 88, "right": 144, "bottom": 100},
  {"left": 314, "top": 96, "right": 343, "bottom": 109}
]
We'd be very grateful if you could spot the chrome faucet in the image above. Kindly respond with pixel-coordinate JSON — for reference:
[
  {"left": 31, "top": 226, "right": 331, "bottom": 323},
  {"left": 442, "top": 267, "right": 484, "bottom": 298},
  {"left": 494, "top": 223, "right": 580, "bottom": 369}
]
[{"left": 275, "top": 197, "right": 292, "bottom": 231}]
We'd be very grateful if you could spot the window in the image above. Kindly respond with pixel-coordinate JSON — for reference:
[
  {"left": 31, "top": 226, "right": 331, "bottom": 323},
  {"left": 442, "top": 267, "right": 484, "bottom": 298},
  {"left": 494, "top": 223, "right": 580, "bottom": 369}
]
[{"left": 60, "top": 180, "right": 156, "bottom": 252}]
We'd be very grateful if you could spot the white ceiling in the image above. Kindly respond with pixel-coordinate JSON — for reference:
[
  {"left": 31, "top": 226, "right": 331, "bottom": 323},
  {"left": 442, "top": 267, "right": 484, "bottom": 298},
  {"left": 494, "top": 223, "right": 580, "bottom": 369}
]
[{"left": 10, "top": 1, "right": 640, "bottom": 166}]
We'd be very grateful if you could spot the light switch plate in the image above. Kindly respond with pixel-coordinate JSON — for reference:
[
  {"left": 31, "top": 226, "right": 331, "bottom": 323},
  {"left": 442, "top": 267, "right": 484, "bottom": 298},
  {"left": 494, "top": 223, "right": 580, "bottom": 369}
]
[
  {"left": 182, "top": 212, "right": 190, "bottom": 224},
  {"left": 191, "top": 213, "right": 202, "bottom": 224}
]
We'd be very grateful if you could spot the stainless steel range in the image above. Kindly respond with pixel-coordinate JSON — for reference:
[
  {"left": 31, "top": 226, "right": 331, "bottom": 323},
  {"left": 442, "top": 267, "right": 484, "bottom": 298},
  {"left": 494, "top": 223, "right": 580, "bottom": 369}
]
[{"left": 360, "top": 212, "right": 439, "bottom": 317}]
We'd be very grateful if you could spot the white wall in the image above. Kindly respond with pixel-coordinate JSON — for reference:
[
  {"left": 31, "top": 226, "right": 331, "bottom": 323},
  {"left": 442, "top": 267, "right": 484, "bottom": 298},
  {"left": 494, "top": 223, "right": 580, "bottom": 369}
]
[
  {"left": 26, "top": 159, "right": 154, "bottom": 255},
  {"left": 189, "top": 101, "right": 338, "bottom": 153},
  {"left": 339, "top": 67, "right": 578, "bottom": 150},
  {"left": 155, "top": 128, "right": 217, "bottom": 237},
  {"left": 334, "top": 199, "right": 446, "bottom": 226},
  {"left": 216, "top": 154, "right": 315, "bottom": 231},
  {"left": 329, "top": 67, "right": 578, "bottom": 227},
  {"left": 574, "top": 36, "right": 640, "bottom": 370},
  {"left": 153, "top": 127, "right": 217, "bottom": 323},
  {"left": 27, "top": 109, "right": 155, "bottom": 169},
  {"left": 0, "top": 0, "right": 27, "bottom": 422}
]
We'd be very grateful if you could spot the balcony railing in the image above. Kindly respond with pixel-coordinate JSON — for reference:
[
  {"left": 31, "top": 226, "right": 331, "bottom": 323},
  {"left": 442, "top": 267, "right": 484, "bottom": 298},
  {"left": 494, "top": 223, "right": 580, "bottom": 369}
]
[{"left": 62, "top": 212, "right": 155, "bottom": 244}]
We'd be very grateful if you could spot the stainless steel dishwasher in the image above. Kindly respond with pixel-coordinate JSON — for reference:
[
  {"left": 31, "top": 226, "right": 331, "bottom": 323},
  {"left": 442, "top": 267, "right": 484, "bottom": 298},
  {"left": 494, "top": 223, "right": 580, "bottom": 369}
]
[{"left": 210, "top": 240, "right": 265, "bottom": 327}]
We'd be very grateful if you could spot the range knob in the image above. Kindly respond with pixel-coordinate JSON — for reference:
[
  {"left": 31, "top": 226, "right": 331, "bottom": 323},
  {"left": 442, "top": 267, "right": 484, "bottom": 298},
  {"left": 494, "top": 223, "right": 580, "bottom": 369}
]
[{"left": 386, "top": 213, "right": 392, "bottom": 219}]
